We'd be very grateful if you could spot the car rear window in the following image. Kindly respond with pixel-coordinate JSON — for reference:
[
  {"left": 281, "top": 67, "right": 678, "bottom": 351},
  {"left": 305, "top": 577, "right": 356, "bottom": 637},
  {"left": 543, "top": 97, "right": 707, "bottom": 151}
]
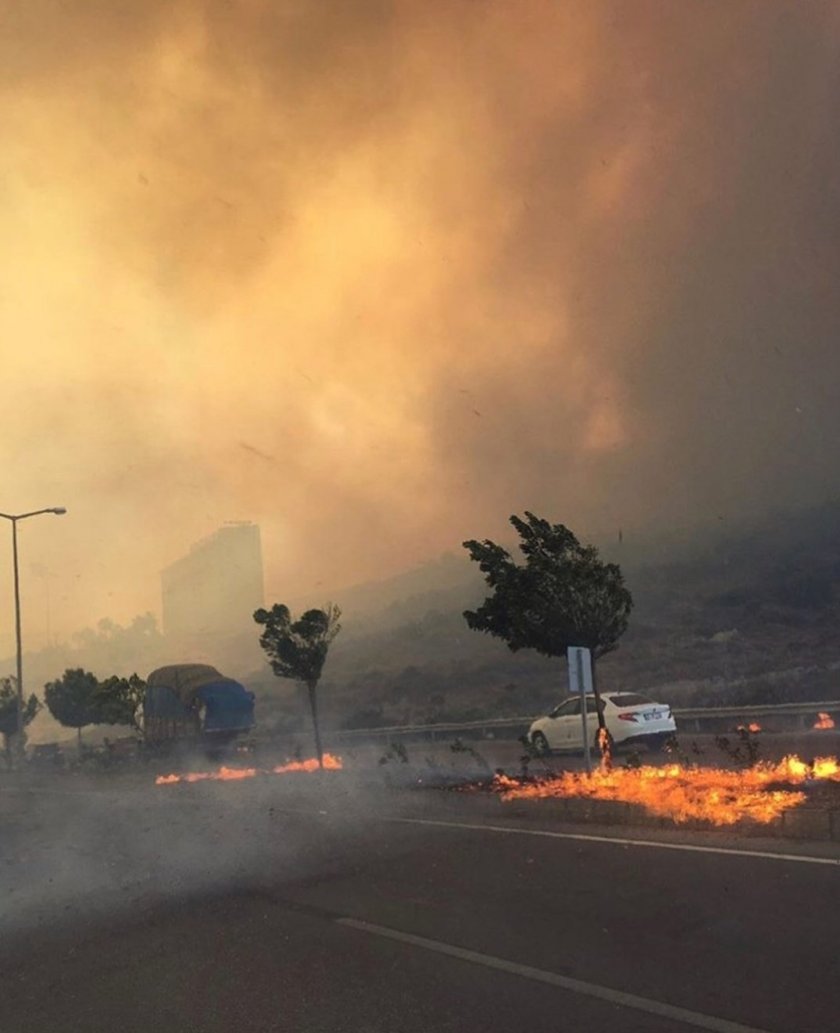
[{"left": 607, "top": 693, "right": 654, "bottom": 707}]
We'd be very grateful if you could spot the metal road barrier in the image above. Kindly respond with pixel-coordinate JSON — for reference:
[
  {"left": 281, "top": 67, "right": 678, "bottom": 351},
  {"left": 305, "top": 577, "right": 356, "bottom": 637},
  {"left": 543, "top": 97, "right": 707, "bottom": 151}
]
[{"left": 333, "top": 700, "right": 840, "bottom": 743}]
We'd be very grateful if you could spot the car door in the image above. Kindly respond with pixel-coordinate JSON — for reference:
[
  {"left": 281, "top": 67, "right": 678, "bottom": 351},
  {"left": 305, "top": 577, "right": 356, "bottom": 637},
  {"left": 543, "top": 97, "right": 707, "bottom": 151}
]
[
  {"left": 562, "top": 694, "right": 603, "bottom": 752},
  {"left": 543, "top": 698, "right": 579, "bottom": 750}
]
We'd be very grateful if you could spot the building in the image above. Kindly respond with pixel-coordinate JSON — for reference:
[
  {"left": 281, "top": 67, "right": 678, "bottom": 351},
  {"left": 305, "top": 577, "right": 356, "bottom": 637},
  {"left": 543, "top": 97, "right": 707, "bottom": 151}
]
[{"left": 161, "top": 523, "right": 264, "bottom": 667}]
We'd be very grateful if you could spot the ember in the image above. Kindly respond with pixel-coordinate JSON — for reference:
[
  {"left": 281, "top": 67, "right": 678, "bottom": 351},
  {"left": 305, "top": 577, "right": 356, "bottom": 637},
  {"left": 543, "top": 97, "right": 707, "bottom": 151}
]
[
  {"left": 491, "top": 755, "right": 840, "bottom": 826},
  {"left": 155, "top": 753, "right": 343, "bottom": 785},
  {"left": 814, "top": 712, "right": 836, "bottom": 730}
]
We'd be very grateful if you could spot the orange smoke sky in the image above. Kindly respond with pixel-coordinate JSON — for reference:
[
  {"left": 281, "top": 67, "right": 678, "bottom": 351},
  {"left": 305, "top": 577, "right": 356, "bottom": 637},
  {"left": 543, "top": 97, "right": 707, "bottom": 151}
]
[{"left": 2, "top": 2, "right": 839, "bottom": 654}]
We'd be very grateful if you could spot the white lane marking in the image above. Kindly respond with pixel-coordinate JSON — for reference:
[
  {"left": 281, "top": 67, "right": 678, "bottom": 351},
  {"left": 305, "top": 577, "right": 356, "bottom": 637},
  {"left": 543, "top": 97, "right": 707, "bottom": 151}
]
[
  {"left": 338, "top": 916, "right": 771, "bottom": 1033},
  {"left": 393, "top": 817, "right": 840, "bottom": 866}
]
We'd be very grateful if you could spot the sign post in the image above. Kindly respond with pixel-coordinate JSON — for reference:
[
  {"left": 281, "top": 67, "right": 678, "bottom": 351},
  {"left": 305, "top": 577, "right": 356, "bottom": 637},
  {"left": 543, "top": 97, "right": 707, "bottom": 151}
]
[{"left": 568, "top": 646, "right": 593, "bottom": 774}]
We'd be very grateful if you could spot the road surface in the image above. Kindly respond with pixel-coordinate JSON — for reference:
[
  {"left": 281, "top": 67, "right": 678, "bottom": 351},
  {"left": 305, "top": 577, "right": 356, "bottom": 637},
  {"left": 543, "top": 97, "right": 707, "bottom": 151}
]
[{"left": 2, "top": 774, "right": 839, "bottom": 1033}]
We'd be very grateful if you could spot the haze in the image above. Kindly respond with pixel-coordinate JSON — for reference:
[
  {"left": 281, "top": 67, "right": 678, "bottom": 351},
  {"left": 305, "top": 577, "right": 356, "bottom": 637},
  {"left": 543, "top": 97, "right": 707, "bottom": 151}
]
[{"left": 2, "top": 1, "right": 839, "bottom": 655}]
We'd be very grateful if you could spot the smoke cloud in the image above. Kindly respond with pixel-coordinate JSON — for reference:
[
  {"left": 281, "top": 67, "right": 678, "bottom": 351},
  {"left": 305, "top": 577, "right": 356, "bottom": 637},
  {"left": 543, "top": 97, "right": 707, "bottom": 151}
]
[{"left": 2, "top": 1, "right": 839, "bottom": 652}]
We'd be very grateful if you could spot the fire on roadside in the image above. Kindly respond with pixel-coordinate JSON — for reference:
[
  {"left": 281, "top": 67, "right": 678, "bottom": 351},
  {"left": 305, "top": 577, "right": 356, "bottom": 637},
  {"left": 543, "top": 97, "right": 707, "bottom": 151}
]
[
  {"left": 737, "top": 722, "right": 761, "bottom": 733},
  {"left": 814, "top": 712, "right": 836, "bottom": 730},
  {"left": 596, "top": 726, "right": 613, "bottom": 769},
  {"left": 272, "top": 753, "right": 343, "bottom": 774},
  {"left": 155, "top": 752, "right": 343, "bottom": 785},
  {"left": 490, "top": 755, "right": 840, "bottom": 826}
]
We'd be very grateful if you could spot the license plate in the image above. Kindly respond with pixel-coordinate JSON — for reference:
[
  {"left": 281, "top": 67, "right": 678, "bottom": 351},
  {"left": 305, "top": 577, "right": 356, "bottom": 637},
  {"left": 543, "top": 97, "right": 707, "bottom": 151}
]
[{"left": 644, "top": 710, "right": 660, "bottom": 721}]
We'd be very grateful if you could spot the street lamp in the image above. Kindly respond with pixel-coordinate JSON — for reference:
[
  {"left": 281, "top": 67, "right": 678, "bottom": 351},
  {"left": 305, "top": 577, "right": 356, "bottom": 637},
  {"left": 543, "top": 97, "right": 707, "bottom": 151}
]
[{"left": 0, "top": 507, "right": 67, "bottom": 760}]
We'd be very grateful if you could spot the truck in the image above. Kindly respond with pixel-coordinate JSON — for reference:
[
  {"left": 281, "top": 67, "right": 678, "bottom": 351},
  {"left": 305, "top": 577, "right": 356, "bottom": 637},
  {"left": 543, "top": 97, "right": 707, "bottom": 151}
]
[{"left": 144, "top": 664, "right": 255, "bottom": 754}]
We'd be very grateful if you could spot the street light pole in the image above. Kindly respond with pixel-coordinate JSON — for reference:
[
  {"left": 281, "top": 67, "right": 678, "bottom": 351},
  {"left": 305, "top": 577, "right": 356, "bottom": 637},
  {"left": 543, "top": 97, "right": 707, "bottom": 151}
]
[
  {"left": 0, "top": 507, "right": 66, "bottom": 762},
  {"left": 11, "top": 518, "right": 23, "bottom": 737}
]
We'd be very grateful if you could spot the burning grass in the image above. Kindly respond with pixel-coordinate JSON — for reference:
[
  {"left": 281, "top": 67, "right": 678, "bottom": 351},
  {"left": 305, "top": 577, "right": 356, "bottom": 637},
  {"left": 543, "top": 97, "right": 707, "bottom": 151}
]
[
  {"left": 490, "top": 755, "right": 840, "bottom": 826},
  {"left": 155, "top": 752, "right": 343, "bottom": 785}
]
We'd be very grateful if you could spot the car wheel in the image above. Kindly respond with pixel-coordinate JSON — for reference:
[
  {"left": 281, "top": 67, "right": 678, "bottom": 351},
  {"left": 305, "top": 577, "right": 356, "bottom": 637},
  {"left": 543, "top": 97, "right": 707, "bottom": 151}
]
[{"left": 531, "top": 731, "right": 551, "bottom": 756}]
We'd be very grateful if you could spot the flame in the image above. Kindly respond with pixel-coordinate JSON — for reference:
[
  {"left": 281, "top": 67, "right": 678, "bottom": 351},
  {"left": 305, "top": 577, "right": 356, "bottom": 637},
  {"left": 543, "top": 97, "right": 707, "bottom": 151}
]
[
  {"left": 155, "top": 753, "right": 343, "bottom": 785},
  {"left": 596, "top": 726, "right": 613, "bottom": 769},
  {"left": 155, "top": 765, "right": 258, "bottom": 785},
  {"left": 492, "top": 754, "right": 840, "bottom": 826},
  {"left": 272, "top": 753, "right": 343, "bottom": 774},
  {"left": 737, "top": 722, "right": 761, "bottom": 733},
  {"left": 814, "top": 712, "right": 836, "bottom": 730}
]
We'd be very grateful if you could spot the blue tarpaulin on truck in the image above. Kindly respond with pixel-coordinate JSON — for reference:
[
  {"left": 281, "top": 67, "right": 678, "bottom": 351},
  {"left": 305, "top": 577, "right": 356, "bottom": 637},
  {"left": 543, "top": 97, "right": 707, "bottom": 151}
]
[
  {"left": 145, "top": 683, "right": 193, "bottom": 719},
  {"left": 196, "top": 680, "right": 255, "bottom": 733}
]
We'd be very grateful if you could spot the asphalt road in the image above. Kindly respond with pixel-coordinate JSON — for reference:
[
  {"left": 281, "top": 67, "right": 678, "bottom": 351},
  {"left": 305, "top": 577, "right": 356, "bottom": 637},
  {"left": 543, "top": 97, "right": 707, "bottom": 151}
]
[{"left": 2, "top": 774, "right": 839, "bottom": 1033}]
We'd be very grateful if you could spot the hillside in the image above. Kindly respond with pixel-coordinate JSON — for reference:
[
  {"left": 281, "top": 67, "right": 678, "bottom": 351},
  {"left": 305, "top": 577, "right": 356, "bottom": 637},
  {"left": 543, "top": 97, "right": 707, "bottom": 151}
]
[
  {"left": 18, "top": 502, "right": 840, "bottom": 743},
  {"left": 271, "top": 502, "right": 840, "bottom": 733}
]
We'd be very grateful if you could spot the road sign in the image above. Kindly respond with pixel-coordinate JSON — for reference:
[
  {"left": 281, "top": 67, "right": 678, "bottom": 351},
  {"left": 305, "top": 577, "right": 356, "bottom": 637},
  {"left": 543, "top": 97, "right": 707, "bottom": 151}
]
[{"left": 568, "top": 646, "right": 593, "bottom": 774}]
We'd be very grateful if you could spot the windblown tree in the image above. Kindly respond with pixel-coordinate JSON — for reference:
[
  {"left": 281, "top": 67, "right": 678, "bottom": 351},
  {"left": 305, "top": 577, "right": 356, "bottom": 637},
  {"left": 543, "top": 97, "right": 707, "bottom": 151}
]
[
  {"left": 463, "top": 513, "right": 633, "bottom": 735},
  {"left": 93, "top": 673, "right": 146, "bottom": 734},
  {"left": 44, "top": 668, "right": 100, "bottom": 751},
  {"left": 254, "top": 604, "right": 341, "bottom": 768},
  {"left": 0, "top": 677, "right": 40, "bottom": 768}
]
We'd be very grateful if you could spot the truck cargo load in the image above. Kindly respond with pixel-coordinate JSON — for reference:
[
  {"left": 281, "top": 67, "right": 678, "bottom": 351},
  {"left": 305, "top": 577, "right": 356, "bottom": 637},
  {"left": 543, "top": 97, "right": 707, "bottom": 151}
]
[{"left": 144, "top": 664, "right": 255, "bottom": 746}]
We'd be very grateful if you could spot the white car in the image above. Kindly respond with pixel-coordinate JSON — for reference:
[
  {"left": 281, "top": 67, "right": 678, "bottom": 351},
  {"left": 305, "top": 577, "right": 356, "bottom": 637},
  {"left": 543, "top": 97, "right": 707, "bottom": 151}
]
[{"left": 528, "top": 691, "right": 677, "bottom": 755}]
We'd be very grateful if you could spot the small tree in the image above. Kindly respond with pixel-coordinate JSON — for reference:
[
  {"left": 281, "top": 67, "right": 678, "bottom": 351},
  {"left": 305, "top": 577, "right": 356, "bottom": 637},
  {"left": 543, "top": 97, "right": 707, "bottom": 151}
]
[
  {"left": 44, "top": 668, "right": 100, "bottom": 751},
  {"left": 0, "top": 677, "right": 40, "bottom": 768},
  {"left": 254, "top": 603, "right": 341, "bottom": 768},
  {"left": 463, "top": 513, "right": 633, "bottom": 735},
  {"left": 93, "top": 673, "right": 146, "bottom": 734}
]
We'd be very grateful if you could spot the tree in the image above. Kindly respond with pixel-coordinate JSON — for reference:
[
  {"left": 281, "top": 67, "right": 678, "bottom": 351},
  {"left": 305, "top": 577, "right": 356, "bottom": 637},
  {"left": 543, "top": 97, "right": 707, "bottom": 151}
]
[
  {"left": 44, "top": 668, "right": 100, "bottom": 750},
  {"left": 463, "top": 512, "right": 633, "bottom": 738},
  {"left": 0, "top": 677, "right": 40, "bottom": 768},
  {"left": 254, "top": 603, "right": 341, "bottom": 768},
  {"left": 93, "top": 673, "right": 145, "bottom": 733},
  {"left": 70, "top": 613, "right": 166, "bottom": 670}
]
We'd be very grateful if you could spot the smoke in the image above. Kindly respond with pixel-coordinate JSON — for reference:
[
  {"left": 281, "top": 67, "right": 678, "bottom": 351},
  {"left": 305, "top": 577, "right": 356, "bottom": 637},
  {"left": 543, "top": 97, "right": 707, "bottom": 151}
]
[
  {"left": 2, "top": 2, "right": 839, "bottom": 651},
  {"left": 1, "top": 772, "right": 344, "bottom": 934},
  {"left": 0, "top": 750, "right": 487, "bottom": 937}
]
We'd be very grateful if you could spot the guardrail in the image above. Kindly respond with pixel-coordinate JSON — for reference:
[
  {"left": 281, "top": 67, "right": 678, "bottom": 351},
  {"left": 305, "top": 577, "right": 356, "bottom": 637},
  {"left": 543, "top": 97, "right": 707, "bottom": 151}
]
[{"left": 333, "top": 700, "right": 840, "bottom": 742}]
